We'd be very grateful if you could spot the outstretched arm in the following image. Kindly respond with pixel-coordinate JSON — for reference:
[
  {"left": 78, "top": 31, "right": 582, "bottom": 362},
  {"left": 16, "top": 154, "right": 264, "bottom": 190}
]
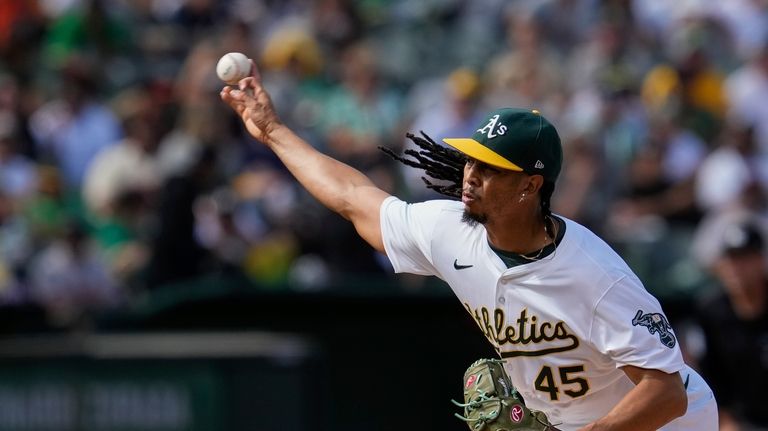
[
  {"left": 578, "top": 367, "right": 687, "bottom": 431},
  {"left": 220, "top": 61, "right": 391, "bottom": 253}
]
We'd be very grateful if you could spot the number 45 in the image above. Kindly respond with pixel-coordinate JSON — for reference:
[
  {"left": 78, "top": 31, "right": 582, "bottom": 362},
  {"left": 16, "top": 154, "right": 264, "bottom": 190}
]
[{"left": 534, "top": 365, "right": 590, "bottom": 401}]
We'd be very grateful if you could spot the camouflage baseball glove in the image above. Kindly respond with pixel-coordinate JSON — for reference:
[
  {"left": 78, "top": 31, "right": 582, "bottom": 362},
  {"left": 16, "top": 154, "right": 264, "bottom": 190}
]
[{"left": 453, "top": 359, "right": 557, "bottom": 431}]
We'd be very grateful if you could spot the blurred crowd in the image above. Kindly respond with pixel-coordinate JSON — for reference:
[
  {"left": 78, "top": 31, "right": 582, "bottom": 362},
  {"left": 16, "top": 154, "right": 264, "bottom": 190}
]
[{"left": 0, "top": 0, "right": 767, "bottom": 426}]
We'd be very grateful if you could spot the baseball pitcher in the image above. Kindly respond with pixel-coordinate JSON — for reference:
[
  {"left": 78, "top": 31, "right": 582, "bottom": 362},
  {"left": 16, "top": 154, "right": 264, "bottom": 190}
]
[{"left": 220, "top": 61, "right": 718, "bottom": 431}]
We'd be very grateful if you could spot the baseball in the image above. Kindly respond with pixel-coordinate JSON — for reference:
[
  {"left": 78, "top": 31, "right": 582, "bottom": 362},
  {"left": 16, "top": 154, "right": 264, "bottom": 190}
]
[{"left": 216, "top": 52, "right": 251, "bottom": 85}]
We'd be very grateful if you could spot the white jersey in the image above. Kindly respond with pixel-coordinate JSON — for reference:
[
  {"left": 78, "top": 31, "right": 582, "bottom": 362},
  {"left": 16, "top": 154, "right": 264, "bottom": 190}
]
[{"left": 380, "top": 197, "right": 717, "bottom": 431}]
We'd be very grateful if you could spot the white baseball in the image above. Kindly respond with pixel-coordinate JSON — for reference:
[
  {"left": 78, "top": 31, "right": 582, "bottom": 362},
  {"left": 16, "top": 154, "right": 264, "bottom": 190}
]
[{"left": 216, "top": 52, "right": 251, "bottom": 85}]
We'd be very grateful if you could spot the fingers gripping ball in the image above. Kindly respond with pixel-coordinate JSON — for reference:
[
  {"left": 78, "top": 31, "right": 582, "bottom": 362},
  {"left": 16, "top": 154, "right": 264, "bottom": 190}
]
[
  {"left": 453, "top": 359, "right": 555, "bottom": 431},
  {"left": 216, "top": 52, "right": 251, "bottom": 85}
]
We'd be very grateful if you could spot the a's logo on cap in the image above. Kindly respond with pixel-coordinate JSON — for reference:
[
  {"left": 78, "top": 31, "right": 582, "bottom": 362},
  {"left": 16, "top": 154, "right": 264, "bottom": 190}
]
[
  {"left": 535, "top": 160, "right": 545, "bottom": 169},
  {"left": 510, "top": 404, "right": 524, "bottom": 422},
  {"left": 476, "top": 114, "right": 508, "bottom": 139}
]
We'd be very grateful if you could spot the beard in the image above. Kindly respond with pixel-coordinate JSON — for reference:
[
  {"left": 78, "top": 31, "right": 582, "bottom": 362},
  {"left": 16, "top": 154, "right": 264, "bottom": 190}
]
[{"left": 462, "top": 209, "right": 487, "bottom": 226}]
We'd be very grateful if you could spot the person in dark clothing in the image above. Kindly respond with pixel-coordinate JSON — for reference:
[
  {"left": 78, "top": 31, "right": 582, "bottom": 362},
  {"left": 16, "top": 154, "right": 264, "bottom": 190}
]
[
  {"left": 144, "top": 146, "right": 217, "bottom": 288},
  {"left": 696, "top": 220, "right": 768, "bottom": 431}
]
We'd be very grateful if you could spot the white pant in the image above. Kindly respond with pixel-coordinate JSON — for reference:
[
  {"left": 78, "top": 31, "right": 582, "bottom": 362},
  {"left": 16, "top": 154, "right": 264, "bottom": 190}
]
[{"left": 660, "top": 366, "right": 718, "bottom": 431}]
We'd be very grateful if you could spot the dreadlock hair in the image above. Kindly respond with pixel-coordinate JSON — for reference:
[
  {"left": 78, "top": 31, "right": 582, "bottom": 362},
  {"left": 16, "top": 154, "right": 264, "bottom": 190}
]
[
  {"left": 378, "top": 132, "right": 465, "bottom": 199},
  {"left": 540, "top": 180, "right": 555, "bottom": 219},
  {"left": 379, "top": 131, "right": 556, "bottom": 221}
]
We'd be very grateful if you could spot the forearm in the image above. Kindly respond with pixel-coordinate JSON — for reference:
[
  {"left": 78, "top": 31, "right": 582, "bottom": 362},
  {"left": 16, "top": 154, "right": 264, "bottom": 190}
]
[
  {"left": 220, "top": 68, "right": 389, "bottom": 251},
  {"left": 578, "top": 373, "right": 686, "bottom": 431},
  {"left": 265, "top": 125, "right": 380, "bottom": 220}
]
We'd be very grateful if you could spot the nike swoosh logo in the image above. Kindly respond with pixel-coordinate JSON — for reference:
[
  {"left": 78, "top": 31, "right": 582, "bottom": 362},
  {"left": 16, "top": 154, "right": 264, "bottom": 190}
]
[
  {"left": 683, "top": 374, "right": 690, "bottom": 390},
  {"left": 453, "top": 259, "right": 473, "bottom": 270}
]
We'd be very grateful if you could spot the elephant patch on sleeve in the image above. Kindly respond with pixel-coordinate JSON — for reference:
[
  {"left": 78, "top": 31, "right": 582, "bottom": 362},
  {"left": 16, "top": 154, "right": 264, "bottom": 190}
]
[{"left": 631, "top": 310, "right": 677, "bottom": 348}]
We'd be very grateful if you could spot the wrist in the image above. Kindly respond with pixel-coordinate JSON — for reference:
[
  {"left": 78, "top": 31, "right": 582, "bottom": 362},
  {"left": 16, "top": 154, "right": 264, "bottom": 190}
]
[{"left": 264, "top": 122, "right": 290, "bottom": 147}]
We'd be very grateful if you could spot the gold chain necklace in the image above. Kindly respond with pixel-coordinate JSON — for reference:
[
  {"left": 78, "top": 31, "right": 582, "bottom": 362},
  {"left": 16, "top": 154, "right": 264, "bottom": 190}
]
[{"left": 518, "top": 216, "right": 555, "bottom": 262}]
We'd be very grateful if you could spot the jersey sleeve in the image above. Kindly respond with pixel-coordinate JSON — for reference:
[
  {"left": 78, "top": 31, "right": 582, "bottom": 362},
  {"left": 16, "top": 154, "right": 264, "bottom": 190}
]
[
  {"left": 589, "top": 274, "right": 686, "bottom": 373},
  {"left": 379, "top": 196, "right": 444, "bottom": 275}
]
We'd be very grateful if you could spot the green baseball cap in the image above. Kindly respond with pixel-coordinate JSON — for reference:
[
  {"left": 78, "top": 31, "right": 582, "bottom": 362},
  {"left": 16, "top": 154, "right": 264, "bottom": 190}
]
[{"left": 443, "top": 108, "right": 563, "bottom": 182}]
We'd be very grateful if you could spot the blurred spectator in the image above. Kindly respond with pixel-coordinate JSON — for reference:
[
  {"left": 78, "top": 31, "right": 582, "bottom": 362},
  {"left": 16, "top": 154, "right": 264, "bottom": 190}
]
[
  {"left": 716, "top": 0, "right": 768, "bottom": 61},
  {"left": 80, "top": 85, "right": 171, "bottom": 288},
  {"left": 568, "top": 17, "right": 653, "bottom": 101},
  {"left": 725, "top": 42, "right": 768, "bottom": 154},
  {"left": 172, "top": 0, "right": 226, "bottom": 44},
  {"left": 156, "top": 104, "right": 229, "bottom": 175},
  {"left": 533, "top": 0, "right": 597, "bottom": 56},
  {"left": 259, "top": 22, "right": 327, "bottom": 143},
  {"left": 311, "top": 0, "right": 364, "bottom": 55},
  {"left": 642, "top": 21, "right": 728, "bottom": 142},
  {"left": 0, "top": 0, "right": 47, "bottom": 81},
  {"left": 28, "top": 219, "right": 121, "bottom": 326},
  {"left": 695, "top": 121, "right": 768, "bottom": 214},
  {"left": 484, "top": 9, "right": 563, "bottom": 113},
  {"left": 0, "top": 73, "right": 38, "bottom": 160},
  {"left": 595, "top": 89, "right": 649, "bottom": 179},
  {"left": 690, "top": 219, "right": 768, "bottom": 430},
  {"left": 28, "top": 56, "right": 122, "bottom": 189},
  {"left": 21, "top": 166, "right": 80, "bottom": 243},
  {"left": 217, "top": 164, "right": 303, "bottom": 286},
  {"left": 285, "top": 195, "right": 389, "bottom": 286},
  {"left": 602, "top": 113, "right": 709, "bottom": 299},
  {"left": 552, "top": 133, "right": 603, "bottom": 230},
  {"left": 318, "top": 41, "right": 402, "bottom": 162},
  {"left": 83, "top": 85, "right": 164, "bottom": 218},
  {"left": 608, "top": 115, "right": 705, "bottom": 236},
  {"left": 123, "top": 0, "right": 188, "bottom": 85},
  {"left": 143, "top": 145, "right": 218, "bottom": 289},
  {"left": 261, "top": 23, "right": 324, "bottom": 81},
  {"left": 43, "top": 0, "right": 136, "bottom": 90},
  {"left": 194, "top": 187, "right": 254, "bottom": 275},
  {"left": 83, "top": 88, "right": 163, "bottom": 217},
  {"left": 0, "top": 124, "right": 37, "bottom": 201},
  {"left": 0, "top": 191, "right": 32, "bottom": 304},
  {"left": 0, "top": 0, "right": 43, "bottom": 52}
]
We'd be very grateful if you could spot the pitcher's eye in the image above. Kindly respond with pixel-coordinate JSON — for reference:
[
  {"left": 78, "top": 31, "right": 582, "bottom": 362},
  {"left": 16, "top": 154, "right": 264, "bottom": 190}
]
[
  {"left": 466, "top": 159, "right": 500, "bottom": 175},
  {"left": 477, "top": 162, "right": 499, "bottom": 174}
]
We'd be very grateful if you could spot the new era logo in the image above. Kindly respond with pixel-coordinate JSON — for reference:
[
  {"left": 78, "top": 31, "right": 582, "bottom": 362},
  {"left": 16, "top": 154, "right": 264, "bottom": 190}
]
[{"left": 534, "top": 160, "right": 544, "bottom": 169}]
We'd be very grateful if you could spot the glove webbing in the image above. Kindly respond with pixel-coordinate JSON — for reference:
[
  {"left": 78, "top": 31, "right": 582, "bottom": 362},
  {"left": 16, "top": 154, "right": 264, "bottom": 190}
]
[{"left": 452, "top": 394, "right": 505, "bottom": 430}]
